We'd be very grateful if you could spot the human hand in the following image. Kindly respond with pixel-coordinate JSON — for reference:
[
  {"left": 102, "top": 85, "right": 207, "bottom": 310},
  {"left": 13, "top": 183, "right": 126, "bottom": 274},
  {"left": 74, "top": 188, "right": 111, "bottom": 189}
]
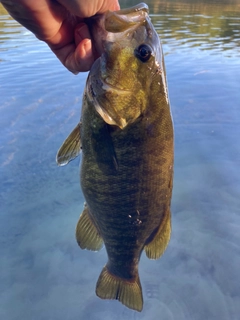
[{"left": 1, "top": 0, "right": 120, "bottom": 73}]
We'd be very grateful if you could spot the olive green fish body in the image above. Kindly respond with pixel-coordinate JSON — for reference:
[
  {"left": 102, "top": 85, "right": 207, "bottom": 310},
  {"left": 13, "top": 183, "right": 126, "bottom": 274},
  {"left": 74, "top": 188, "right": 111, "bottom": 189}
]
[
  {"left": 80, "top": 84, "right": 173, "bottom": 279},
  {"left": 56, "top": 3, "right": 174, "bottom": 312}
]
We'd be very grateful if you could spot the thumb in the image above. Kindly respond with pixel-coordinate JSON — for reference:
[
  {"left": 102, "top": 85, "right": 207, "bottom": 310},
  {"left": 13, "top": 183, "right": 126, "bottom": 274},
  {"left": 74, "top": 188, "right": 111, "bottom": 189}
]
[{"left": 50, "top": 23, "right": 95, "bottom": 73}]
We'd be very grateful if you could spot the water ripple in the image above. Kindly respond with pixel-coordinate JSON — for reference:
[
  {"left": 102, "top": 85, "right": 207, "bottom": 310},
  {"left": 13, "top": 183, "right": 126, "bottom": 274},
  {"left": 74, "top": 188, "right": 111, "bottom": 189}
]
[{"left": 1, "top": 1, "right": 240, "bottom": 320}]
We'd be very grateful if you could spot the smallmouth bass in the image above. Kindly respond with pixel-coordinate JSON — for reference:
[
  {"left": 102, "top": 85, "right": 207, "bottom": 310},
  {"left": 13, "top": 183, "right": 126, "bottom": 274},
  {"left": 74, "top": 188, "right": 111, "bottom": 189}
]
[{"left": 56, "top": 2, "right": 174, "bottom": 312}]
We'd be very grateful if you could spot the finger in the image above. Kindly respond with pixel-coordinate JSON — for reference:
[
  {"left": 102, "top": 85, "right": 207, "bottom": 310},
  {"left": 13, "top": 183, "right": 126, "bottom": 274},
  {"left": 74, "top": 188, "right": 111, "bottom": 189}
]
[
  {"left": 50, "top": 39, "right": 94, "bottom": 74},
  {"left": 56, "top": 0, "right": 120, "bottom": 17},
  {"left": 1, "top": 0, "right": 66, "bottom": 40},
  {"left": 70, "top": 23, "right": 95, "bottom": 73},
  {"left": 74, "top": 23, "right": 90, "bottom": 46},
  {"left": 99, "top": 1, "right": 120, "bottom": 14},
  {"left": 74, "top": 38, "right": 95, "bottom": 72}
]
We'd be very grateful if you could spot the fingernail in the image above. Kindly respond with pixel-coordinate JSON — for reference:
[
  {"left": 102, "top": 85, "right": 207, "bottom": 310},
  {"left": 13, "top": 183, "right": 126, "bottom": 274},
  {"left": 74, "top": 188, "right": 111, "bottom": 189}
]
[
  {"left": 75, "top": 23, "right": 90, "bottom": 43},
  {"left": 83, "top": 39, "right": 92, "bottom": 59}
]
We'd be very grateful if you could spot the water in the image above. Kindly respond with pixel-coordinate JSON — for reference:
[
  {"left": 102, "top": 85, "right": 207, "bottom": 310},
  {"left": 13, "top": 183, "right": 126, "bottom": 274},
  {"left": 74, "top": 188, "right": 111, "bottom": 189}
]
[{"left": 1, "top": 1, "right": 240, "bottom": 319}]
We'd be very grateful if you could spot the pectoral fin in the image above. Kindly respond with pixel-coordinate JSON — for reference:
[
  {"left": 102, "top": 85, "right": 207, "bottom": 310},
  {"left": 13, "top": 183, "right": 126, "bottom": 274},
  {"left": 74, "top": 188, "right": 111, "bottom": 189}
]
[
  {"left": 76, "top": 203, "right": 103, "bottom": 251},
  {"left": 56, "top": 123, "right": 81, "bottom": 166},
  {"left": 144, "top": 210, "right": 171, "bottom": 260}
]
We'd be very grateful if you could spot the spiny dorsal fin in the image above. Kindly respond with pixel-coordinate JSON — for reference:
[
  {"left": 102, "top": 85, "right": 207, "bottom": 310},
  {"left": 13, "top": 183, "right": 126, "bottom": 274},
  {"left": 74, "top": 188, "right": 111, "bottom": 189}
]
[
  {"left": 144, "top": 209, "right": 171, "bottom": 260},
  {"left": 56, "top": 123, "right": 81, "bottom": 166},
  {"left": 96, "top": 265, "right": 143, "bottom": 312},
  {"left": 76, "top": 204, "right": 103, "bottom": 251}
]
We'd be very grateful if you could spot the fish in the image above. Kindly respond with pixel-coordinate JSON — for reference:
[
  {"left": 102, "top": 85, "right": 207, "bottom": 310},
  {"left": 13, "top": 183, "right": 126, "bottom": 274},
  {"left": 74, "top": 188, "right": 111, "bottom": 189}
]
[{"left": 56, "top": 2, "right": 174, "bottom": 312}]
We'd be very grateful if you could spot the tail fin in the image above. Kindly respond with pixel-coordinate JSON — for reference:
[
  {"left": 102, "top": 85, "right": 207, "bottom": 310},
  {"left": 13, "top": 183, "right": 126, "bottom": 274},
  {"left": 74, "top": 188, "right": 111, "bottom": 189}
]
[{"left": 96, "top": 265, "right": 143, "bottom": 312}]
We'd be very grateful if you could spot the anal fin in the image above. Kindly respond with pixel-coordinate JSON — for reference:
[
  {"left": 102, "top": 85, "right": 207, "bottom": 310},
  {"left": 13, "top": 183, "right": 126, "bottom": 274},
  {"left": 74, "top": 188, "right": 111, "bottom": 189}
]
[
  {"left": 96, "top": 265, "right": 143, "bottom": 312},
  {"left": 76, "top": 203, "right": 103, "bottom": 251},
  {"left": 144, "top": 209, "right": 171, "bottom": 260},
  {"left": 56, "top": 123, "right": 81, "bottom": 166}
]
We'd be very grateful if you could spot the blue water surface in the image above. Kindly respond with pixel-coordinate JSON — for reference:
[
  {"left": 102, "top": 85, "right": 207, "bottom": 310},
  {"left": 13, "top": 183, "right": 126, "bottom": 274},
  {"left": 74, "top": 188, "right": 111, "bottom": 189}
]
[{"left": 1, "top": 1, "right": 240, "bottom": 319}]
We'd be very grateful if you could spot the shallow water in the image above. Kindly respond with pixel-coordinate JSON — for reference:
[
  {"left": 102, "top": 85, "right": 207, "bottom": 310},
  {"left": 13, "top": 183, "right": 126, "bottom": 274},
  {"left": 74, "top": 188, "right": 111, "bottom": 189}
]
[{"left": 1, "top": 1, "right": 240, "bottom": 319}]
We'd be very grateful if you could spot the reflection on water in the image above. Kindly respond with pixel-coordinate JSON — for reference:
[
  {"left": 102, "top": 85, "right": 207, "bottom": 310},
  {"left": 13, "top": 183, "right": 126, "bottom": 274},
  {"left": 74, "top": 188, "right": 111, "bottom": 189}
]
[
  {"left": 122, "top": 0, "right": 240, "bottom": 56},
  {"left": 1, "top": 1, "right": 240, "bottom": 320}
]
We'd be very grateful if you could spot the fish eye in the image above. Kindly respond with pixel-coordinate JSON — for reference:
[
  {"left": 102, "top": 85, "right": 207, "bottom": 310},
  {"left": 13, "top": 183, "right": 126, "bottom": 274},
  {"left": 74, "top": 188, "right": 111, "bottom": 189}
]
[{"left": 134, "top": 44, "right": 152, "bottom": 62}]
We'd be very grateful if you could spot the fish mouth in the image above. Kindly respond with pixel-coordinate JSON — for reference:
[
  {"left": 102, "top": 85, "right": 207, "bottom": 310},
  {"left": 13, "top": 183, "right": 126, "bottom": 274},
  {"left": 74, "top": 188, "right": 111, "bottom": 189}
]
[
  {"left": 105, "top": 3, "right": 149, "bottom": 33},
  {"left": 85, "top": 3, "right": 149, "bottom": 57},
  {"left": 113, "top": 3, "right": 149, "bottom": 15}
]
